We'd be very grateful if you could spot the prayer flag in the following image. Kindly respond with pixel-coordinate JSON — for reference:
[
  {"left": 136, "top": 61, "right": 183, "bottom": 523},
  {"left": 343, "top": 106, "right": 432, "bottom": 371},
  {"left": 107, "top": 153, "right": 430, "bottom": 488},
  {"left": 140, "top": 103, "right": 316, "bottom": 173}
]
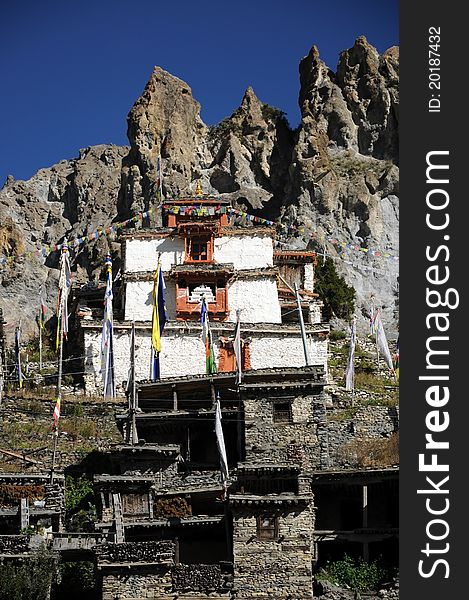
[
  {"left": 36, "top": 299, "right": 47, "bottom": 330},
  {"left": 56, "top": 242, "right": 71, "bottom": 350},
  {"left": 345, "top": 317, "right": 356, "bottom": 391},
  {"left": 200, "top": 297, "right": 217, "bottom": 374},
  {"left": 151, "top": 262, "right": 166, "bottom": 380},
  {"left": 215, "top": 393, "right": 229, "bottom": 490},
  {"left": 375, "top": 309, "right": 394, "bottom": 371},
  {"left": 53, "top": 397, "right": 61, "bottom": 429},
  {"left": 393, "top": 336, "right": 400, "bottom": 381},
  {"left": 15, "top": 326, "right": 23, "bottom": 389},
  {"left": 233, "top": 310, "right": 242, "bottom": 384},
  {"left": 101, "top": 255, "right": 115, "bottom": 398}
]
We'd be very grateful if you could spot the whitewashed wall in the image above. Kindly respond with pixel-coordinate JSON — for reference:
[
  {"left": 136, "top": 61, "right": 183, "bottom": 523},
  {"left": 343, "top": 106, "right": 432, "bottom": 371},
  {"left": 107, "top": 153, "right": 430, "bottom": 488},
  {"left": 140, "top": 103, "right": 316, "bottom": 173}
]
[
  {"left": 124, "top": 277, "right": 281, "bottom": 324},
  {"left": 124, "top": 238, "right": 184, "bottom": 273},
  {"left": 304, "top": 264, "right": 314, "bottom": 292},
  {"left": 214, "top": 236, "right": 273, "bottom": 269},
  {"left": 227, "top": 278, "right": 281, "bottom": 323},
  {"left": 308, "top": 302, "right": 322, "bottom": 324},
  {"left": 83, "top": 327, "right": 328, "bottom": 395},
  {"left": 249, "top": 335, "right": 328, "bottom": 371},
  {"left": 125, "top": 235, "right": 273, "bottom": 273},
  {"left": 124, "top": 280, "right": 177, "bottom": 321}
]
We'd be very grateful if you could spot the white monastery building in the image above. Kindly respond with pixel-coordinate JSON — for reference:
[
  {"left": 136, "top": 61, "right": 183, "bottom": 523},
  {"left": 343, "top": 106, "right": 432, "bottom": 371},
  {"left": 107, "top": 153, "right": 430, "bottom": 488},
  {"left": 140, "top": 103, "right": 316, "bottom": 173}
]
[{"left": 80, "top": 195, "right": 329, "bottom": 394}]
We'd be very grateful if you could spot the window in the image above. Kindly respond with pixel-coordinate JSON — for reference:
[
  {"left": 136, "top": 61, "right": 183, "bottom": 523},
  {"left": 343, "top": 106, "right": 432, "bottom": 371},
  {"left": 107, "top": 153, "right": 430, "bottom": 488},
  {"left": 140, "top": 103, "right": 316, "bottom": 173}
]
[
  {"left": 257, "top": 514, "right": 279, "bottom": 540},
  {"left": 273, "top": 402, "right": 292, "bottom": 424},
  {"left": 185, "top": 235, "right": 213, "bottom": 263},
  {"left": 176, "top": 275, "right": 229, "bottom": 320},
  {"left": 122, "top": 493, "right": 150, "bottom": 517},
  {"left": 218, "top": 340, "right": 251, "bottom": 373}
]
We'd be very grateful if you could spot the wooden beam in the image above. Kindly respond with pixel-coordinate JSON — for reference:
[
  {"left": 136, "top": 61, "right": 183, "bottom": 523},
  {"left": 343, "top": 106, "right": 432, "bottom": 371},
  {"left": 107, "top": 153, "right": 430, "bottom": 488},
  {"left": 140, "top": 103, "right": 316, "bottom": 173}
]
[{"left": 0, "top": 447, "right": 43, "bottom": 465}]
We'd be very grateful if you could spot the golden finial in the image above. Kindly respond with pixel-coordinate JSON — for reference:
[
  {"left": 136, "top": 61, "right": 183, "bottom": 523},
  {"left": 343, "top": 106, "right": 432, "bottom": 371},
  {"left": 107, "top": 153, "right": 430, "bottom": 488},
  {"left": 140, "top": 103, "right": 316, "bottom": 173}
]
[{"left": 195, "top": 180, "right": 203, "bottom": 197}]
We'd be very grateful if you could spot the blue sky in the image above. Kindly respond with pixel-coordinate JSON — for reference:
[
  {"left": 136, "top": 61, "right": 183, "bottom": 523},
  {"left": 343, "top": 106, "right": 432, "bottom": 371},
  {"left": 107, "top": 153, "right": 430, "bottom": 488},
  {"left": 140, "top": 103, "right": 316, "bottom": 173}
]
[{"left": 0, "top": 0, "right": 398, "bottom": 184}]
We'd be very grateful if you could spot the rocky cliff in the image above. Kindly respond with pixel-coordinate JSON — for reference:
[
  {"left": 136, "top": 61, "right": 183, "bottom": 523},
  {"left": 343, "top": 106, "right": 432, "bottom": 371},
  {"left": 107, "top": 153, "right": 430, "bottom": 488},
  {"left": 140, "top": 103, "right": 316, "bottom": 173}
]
[{"left": 0, "top": 36, "right": 398, "bottom": 339}]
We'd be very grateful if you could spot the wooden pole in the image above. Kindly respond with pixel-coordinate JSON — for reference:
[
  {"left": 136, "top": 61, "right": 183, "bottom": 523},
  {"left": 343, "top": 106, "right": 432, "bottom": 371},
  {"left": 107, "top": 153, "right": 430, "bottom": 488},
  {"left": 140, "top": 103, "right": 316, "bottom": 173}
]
[
  {"left": 362, "top": 484, "right": 369, "bottom": 562},
  {"left": 295, "top": 283, "right": 311, "bottom": 366},
  {"left": 371, "top": 296, "right": 380, "bottom": 371},
  {"left": 39, "top": 320, "right": 43, "bottom": 372},
  {"left": 50, "top": 311, "right": 64, "bottom": 483},
  {"left": 51, "top": 241, "right": 67, "bottom": 483},
  {"left": 130, "top": 321, "right": 138, "bottom": 445}
]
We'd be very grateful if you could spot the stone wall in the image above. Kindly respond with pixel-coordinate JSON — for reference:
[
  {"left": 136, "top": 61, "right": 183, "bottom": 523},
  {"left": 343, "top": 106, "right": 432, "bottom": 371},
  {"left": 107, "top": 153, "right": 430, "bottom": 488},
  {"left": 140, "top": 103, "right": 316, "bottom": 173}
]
[
  {"left": 243, "top": 397, "right": 398, "bottom": 471},
  {"left": 303, "top": 263, "right": 314, "bottom": 292},
  {"left": 0, "top": 535, "right": 30, "bottom": 554},
  {"left": 124, "top": 275, "right": 282, "bottom": 324},
  {"left": 249, "top": 333, "right": 327, "bottom": 372},
  {"left": 101, "top": 567, "right": 173, "bottom": 600},
  {"left": 123, "top": 233, "right": 274, "bottom": 275},
  {"left": 172, "top": 564, "right": 232, "bottom": 595},
  {"left": 315, "top": 404, "right": 399, "bottom": 469},
  {"left": 232, "top": 504, "right": 314, "bottom": 598},
  {"left": 96, "top": 540, "right": 174, "bottom": 563},
  {"left": 101, "top": 564, "right": 232, "bottom": 599},
  {"left": 243, "top": 395, "right": 320, "bottom": 468}
]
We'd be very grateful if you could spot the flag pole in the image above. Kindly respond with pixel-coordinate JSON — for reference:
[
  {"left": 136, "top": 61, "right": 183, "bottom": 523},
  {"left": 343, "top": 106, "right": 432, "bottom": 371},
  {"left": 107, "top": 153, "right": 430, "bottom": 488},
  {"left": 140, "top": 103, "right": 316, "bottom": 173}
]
[
  {"left": 130, "top": 321, "right": 138, "bottom": 446},
  {"left": 51, "top": 240, "right": 68, "bottom": 484},
  {"left": 234, "top": 309, "right": 242, "bottom": 386},
  {"left": 50, "top": 311, "right": 64, "bottom": 483},
  {"left": 371, "top": 295, "right": 380, "bottom": 371},
  {"left": 295, "top": 283, "right": 310, "bottom": 366},
  {"left": 39, "top": 310, "right": 43, "bottom": 372}
]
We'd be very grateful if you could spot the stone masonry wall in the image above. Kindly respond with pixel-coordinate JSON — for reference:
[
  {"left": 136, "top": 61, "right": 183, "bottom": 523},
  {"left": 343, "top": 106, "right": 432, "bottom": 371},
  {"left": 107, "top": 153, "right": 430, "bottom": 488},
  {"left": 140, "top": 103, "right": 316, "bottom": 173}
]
[
  {"left": 227, "top": 277, "right": 281, "bottom": 323},
  {"left": 243, "top": 395, "right": 320, "bottom": 469},
  {"left": 314, "top": 403, "right": 399, "bottom": 469},
  {"left": 124, "top": 233, "right": 274, "bottom": 275},
  {"left": 244, "top": 397, "right": 398, "bottom": 471},
  {"left": 101, "top": 565, "right": 232, "bottom": 600},
  {"left": 101, "top": 567, "right": 173, "bottom": 600},
  {"left": 232, "top": 504, "right": 314, "bottom": 599}
]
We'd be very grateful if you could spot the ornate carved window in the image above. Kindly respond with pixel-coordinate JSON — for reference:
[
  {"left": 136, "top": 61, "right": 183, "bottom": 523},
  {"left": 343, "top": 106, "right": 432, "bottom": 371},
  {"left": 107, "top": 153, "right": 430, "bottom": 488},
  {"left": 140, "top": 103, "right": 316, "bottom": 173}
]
[
  {"left": 185, "top": 234, "right": 213, "bottom": 263},
  {"left": 176, "top": 274, "right": 229, "bottom": 320}
]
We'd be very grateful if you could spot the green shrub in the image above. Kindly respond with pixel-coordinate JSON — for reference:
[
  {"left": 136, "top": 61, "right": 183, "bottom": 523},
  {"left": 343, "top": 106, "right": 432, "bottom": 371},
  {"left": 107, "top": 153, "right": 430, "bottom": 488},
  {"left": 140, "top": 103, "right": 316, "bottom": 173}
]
[
  {"left": 54, "top": 561, "right": 97, "bottom": 599},
  {"left": 317, "top": 555, "right": 394, "bottom": 593},
  {"left": 329, "top": 329, "right": 347, "bottom": 341},
  {"left": 0, "top": 543, "right": 58, "bottom": 600},
  {"left": 314, "top": 258, "right": 355, "bottom": 320},
  {"left": 65, "top": 475, "right": 94, "bottom": 512}
]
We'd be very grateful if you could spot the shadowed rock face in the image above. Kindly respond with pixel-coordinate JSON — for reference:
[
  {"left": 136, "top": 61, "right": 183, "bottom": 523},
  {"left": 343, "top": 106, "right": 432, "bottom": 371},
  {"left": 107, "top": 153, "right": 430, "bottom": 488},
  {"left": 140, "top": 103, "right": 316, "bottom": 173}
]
[{"left": 0, "top": 37, "right": 398, "bottom": 338}]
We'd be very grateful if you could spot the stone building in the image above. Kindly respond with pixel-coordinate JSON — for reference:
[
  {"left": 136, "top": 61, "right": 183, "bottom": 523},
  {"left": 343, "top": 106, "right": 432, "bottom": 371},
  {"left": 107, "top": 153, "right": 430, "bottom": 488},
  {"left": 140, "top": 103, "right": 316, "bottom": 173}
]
[
  {"left": 0, "top": 193, "right": 398, "bottom": 598},
  {"left": 80, "top": 195, "right": 327, "bottom": 394},
  {"left": 92, "top": 365, "right": 326, "bottom": 599}
]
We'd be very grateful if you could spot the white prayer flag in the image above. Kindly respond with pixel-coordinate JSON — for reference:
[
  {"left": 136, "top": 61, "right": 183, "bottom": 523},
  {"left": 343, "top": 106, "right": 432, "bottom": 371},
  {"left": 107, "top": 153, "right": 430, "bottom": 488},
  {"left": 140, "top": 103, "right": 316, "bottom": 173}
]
[
  {"left": 233, "top": 310, "right": 242, "bottom": 384},
  {"left": 345, "top": 317, "right": 356, "bottom": 391},
  {"left": 375, "top": 309, "right": 394, "bottom": 371},
  {"left": 215, "top": 394, "right": 229, "bottom": 489}
]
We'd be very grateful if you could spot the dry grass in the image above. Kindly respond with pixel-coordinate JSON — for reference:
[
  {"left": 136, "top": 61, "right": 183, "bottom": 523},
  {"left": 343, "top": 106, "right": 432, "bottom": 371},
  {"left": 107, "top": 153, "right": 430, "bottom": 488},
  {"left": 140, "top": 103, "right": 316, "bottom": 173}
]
[{"left": 338, "top": 433, "right": 399, "bottom": 468}]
